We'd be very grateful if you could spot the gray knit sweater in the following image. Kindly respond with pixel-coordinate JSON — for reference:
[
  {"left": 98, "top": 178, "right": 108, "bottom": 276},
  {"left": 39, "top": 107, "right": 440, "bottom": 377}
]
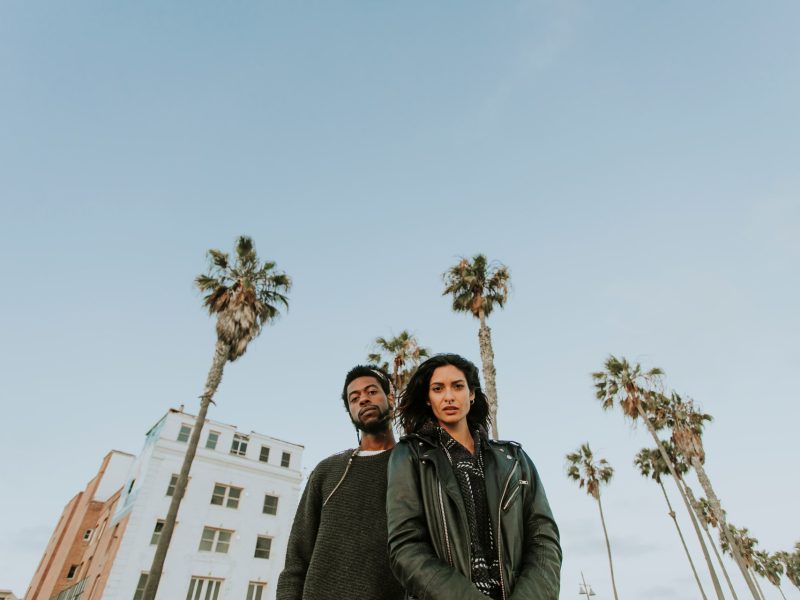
[{"left": 276, "top": 449, "right": 405, "bottom": 600}]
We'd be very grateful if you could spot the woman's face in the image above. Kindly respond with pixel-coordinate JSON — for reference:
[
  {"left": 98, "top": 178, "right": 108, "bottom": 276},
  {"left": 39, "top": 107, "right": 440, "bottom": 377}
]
[{"left": 427, "top": 364, "right": 475, "bottom": 430}]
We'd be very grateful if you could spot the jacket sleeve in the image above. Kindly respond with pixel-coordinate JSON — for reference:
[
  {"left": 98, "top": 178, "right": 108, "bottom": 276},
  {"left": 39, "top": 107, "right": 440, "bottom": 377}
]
[
  {"left": 387, "top": 441, "right": 487, "bottom": 600},
  {"left": 508, "top": 451, "right": 562, "bottom": 600},
  {"left": 275, "top": 467, "right": 322, "bottom": 600}
]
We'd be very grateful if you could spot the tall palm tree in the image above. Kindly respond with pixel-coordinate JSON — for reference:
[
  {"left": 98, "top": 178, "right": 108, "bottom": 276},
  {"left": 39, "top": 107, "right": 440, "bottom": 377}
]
[
  {"left": 665, "top": 392, "right": 760, "bottom": 598},
  {"left": 442, "top": 254, "right": 510, "bottom": 438},
  {"left": 634, "top": 445, "right": 707, "bottom": 599},
  {"left": 592, "top": 356, "right": 727, "bottom": 599},
  {"left": 142, "top": 236, "right": 291, "bottom": 600},
  {"left": 367, "top": 330, "right": 429, "bottom": 393},
  {"left": 566, "top": 443, "right": 619, "bottom": 600}
]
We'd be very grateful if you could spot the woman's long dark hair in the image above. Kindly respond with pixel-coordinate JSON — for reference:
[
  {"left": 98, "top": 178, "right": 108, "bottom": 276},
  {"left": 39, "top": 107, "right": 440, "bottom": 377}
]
[{"left": 397, "top": 353, "right": 490, "bottom": 435}]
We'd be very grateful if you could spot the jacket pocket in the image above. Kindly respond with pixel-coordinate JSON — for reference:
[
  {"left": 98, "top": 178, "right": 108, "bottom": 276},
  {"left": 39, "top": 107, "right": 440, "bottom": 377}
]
[{"left": 502, "top": 479, "right": 529, "bottom": 511}]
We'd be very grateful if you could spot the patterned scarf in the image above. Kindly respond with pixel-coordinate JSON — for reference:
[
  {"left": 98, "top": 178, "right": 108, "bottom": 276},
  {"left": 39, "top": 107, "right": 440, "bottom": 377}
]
[{"left": 421, "top": 421, "right": 503, "bottom": 599}]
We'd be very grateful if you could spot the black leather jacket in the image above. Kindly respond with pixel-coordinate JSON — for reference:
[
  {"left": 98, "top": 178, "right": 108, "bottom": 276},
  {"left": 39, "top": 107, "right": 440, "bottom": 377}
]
[{"left": 387, "top": 433, "right": 562, "bottom": 600}]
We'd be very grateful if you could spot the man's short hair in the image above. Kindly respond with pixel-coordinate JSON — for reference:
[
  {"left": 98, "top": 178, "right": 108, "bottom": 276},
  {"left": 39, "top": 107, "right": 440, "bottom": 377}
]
[{"left": 341, "top": 365, "right": 392, "bottom": 411}]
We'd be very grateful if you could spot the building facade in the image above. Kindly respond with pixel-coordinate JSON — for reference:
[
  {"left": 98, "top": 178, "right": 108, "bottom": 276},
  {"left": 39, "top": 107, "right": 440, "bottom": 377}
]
[
  {"left": 25, "top": 451, "right": 136, "bottom": 600},
  {"left": 26, "top": 409, "right": 304, "bottom": 600}
]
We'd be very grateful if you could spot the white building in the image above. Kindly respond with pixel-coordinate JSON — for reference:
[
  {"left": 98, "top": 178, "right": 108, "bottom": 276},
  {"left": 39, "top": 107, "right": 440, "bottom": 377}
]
[
  {"left": 102, "top": 408, "right": 303, "bottom": 600},
  {"left": 0, "top": 590, "right": 21, "bottom": 600}
]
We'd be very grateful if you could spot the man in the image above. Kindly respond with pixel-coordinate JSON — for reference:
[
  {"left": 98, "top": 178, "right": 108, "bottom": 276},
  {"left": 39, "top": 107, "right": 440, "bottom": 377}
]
[{"left": 276, "top": 365, "right": 405, "bottom": 600}]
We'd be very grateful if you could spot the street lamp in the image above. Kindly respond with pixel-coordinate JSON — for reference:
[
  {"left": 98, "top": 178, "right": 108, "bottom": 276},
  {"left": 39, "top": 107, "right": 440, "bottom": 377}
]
[{"left": 579, "top": 572, "right": 597, "bottom": 599}]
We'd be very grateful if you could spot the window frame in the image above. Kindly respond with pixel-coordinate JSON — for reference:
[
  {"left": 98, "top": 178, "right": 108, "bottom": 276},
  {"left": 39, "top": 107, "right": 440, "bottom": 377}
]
[
  {"left": 205, "top": 430, "right": 220, "bottom": 450},
  {"left": 150, "top": 520, "right": 165, "bottom": 545},
  {"left": 246, "top": 581, "right": 266, "bottom": 600},
  {"left": 186, "top": 577, "right": 222, "bottom": 600},
  {"left": 262, "top": 494, "right": 279, "bottom": 516},
  {"left": 254, "top": 535, "right": 272, "bottom": 559},
  {"left": 210, "top": 483, "right": 242, "bottom": 509},
  {"left": 177, "top": 424, "right": 192, "bottom": 443},
  {"left": 259, "top": 445, "right": 270, "bottom": 463},
  {"left": 230, "top": 433, "right": 249, "bottom": 457},
  {"left": 166, "top": 474, "right": 179, "bottom": 497},
  {"left": 198, "top": 526, "right": 233, "bottom": 554},
  {"left": 280, "top": 451, "right": 291, "bottom": 468},
  {"left": 133, "top": 572, "right": 149, "bottom": 600}
]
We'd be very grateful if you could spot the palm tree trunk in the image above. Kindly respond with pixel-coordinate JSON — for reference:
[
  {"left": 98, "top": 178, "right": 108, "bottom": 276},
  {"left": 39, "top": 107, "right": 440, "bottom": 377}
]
[
  {"left": 141, "top": 339, "right": 229, "bottom": 600},
  {"left": 596, "top": 494, "right": 620, "bottom": 600},
  {"left": 683, "top": 484, "right": 739, "bottom": 600},
  {"left": 477, "top": 311, "right": 499, "bottom": 439},
  {"left": 690, "top": 457, "right": 761, "bottom": 599},
  {"left": 637, "top": 407, "right": 726, "bottom": 600},
  {"left": 775, "top": 584, "right": 787, "bottom": 600},
  {"left": 749, "top": 570, "right": 765, "bottom": 600},
  {"left": 658, "top": 479, "right": 707, "bottom": 600}
]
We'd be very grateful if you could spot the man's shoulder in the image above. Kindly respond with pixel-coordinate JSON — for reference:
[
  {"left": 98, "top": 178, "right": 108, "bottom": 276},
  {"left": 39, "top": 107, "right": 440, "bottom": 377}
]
[{"left": 310, "top": 448, "right": 356, "bottom": 474}]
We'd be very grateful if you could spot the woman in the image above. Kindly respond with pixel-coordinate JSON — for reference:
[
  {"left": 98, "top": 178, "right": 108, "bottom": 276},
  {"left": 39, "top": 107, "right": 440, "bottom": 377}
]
[{"left": 387, "top": 354, "right": 561, "bottom": 600}]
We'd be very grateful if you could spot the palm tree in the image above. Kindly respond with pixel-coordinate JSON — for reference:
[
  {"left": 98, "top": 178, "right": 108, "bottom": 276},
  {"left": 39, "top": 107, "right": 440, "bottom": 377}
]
[
  {"left": 566, "top": 443, "right": 619, "bottom": 600},
  {"left": 753, "top": 550, "right": 787, "bottom": 600},
  {"left": 367, "top": 330, "right": 429, "bottom": 393},
  {"left": 442, "top": 254, "right": 510, "bottom": 439},
  {"left": 665, "top": 392, "right": 760, "bottom": 598},
  {"left": 634, "top": 445, "right": 707, "bottom": 599},
  {"left": 720, "top": 525, "right": 764, "bottom": 599},
  {"left": 592, "top": 356, "right": 727, "bottom": 599},
  {"left": 142, "top": 236, "right": 291, "bottom": 600},
  {"left": 775, "top": 543, "right": 800, "bottom": 591},
  {"left": 692, "top": 495, "right": 739, "bottom": 599}
]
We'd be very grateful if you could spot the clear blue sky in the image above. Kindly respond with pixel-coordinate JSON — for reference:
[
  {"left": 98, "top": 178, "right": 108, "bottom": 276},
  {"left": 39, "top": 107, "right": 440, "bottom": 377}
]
[{"left": 1, "top": 2, "right": 798, "bottom": 597}]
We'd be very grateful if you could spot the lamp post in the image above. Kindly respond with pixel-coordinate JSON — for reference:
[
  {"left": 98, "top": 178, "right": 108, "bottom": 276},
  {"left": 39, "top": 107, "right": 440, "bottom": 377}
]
[{"left": 580, "top": 572, "right": 597, "bottom": 599}]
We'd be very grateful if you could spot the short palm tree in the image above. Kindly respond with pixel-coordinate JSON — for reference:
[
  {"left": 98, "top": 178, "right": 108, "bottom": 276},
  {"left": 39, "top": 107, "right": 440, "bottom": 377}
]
[
  {"left": 720, "top": 525, "right": 765, "bottom": 599},
  {"left": 692, "top": 495, "right": 739, "bottom": 599},
  {"left": 592, "top": 357, "right": 728, "bottom": 599},
  {"left": 775, "top": 543, "right": 800, "bottom": 590},
  {"left": 665, "top": 392, "right": 759, "bottom": 598},
  {"left": 634, "top": 444, "right": 707, "bottom": 599},
  {"left": 442, "top": 254, "right": 510, "bottom": 438},
  {"left": 753, "top": 550, "right": 787, "bottom": 599},
  {"left": 566, "top": 443, "right": 619, "bottom": 600},
  {"left": 367, "top": 330, "right": 429, "bottom": 393},
  {"left": 142, "top": 236, "right": 291, "bottom": 600}
]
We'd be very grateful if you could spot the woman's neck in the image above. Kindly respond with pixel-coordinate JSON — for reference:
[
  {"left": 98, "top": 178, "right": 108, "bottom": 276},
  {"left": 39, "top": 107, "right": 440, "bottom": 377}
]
[{"left": 440, "top": 420, "right": 474, "bottom": 454}]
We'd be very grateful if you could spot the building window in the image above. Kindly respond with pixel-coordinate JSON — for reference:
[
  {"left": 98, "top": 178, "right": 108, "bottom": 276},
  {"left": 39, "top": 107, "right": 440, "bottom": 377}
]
[
  {"left": 259, "top": 445, "right": 270, "bottom": 463},
  {"left": 230, "top": 433, "right": 248, "bottom": 457},
  {"left": 281, "top": 451, "right": 291, "bottom": 468},
  {"left": 133, "top": 572, "right": 149, "bottom": 600},
  {"left": 246, "top": 582, "right": 266, "bottom": 600},
  {"left": 262, "top": 494, "right": 279, "bottom": 516},
  {"left": 205, "top": 431, "right": 220, "bottom": 450},
  {"left": 199, "top": 527, "right": 232, "bottom": 553},
  {"left": 66, "top": 564, "right": 79, "bottom": 579},
  {"left": 177, "top": 424, "right": 192, "bottom": 443},
  {"left": 166, "top": 474, "right": 179, "bottom": 496},
  {"left": 210, "top": 484, "right": 242, "bottom": 509},
  {"left": 83, "top": 529, "right": 93, "bottom": 541},
  {"left": 150, "top": 520, "right": 165, "bottom": 545},
  {"left": 186, "top": 577, "right": 221, "bottom": 600},
  {"left": 254, "top": 536, "right": 272, "bottom": 559}
]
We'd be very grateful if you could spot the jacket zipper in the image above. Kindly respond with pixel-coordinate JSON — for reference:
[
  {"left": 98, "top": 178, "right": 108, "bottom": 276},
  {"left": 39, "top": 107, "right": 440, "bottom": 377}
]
[
  {"left": 497, "top": 458, "right": 519, "bottom": 600},
  {"left": 437, "top": 480, "right": 454, "bottom": 567}
]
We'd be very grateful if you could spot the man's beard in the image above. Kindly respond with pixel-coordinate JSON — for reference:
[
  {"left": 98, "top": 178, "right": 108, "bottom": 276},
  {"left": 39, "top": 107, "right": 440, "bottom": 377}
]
[{"left": 352, "top": 405, "right": 393, "bottom": 434}]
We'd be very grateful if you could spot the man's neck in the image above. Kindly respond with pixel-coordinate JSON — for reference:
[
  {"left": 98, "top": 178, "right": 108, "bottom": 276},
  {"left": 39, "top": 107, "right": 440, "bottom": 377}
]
[{"left": 359, "top": 428, "right": 396, "bottom": 451}]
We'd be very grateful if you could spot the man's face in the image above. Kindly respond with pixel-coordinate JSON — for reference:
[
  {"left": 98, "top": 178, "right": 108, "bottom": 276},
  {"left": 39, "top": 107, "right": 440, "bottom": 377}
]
[{"left": 346, "top": 375, "right": 393, "bottom": 434}]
